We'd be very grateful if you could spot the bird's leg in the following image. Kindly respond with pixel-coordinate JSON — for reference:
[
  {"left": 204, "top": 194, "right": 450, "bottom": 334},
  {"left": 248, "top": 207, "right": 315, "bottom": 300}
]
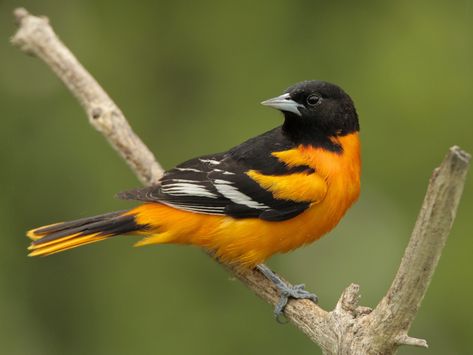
[{"left": 256, "top": 264, "right": 318, "bottom": 322}]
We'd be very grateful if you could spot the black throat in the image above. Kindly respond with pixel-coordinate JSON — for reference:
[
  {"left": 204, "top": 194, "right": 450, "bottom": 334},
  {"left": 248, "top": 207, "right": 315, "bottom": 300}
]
[{"left": 282, "top": 112, "right": 344, "bottom": 153}]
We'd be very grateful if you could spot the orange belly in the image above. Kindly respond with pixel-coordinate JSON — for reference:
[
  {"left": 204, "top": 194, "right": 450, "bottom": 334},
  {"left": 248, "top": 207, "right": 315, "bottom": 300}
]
[{"left": 133, "top": 133, "right": 361, "bottom": 268}]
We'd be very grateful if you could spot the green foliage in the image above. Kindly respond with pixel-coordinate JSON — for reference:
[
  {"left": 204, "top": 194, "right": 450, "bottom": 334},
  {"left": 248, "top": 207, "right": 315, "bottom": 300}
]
[{"left": 0, "top": 0, "right": 471, "bottom": 354}]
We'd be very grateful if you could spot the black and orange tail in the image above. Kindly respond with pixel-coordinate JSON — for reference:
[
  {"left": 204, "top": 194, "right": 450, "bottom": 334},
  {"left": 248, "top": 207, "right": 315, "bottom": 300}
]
[{"left": 27, "top": 210, "right": 147, "bottom": 256}]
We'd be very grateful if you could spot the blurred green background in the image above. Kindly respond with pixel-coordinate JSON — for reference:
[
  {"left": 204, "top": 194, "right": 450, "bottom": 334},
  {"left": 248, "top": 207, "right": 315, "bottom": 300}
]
[{"left": 0, "top": 0, "right": 472, "bottom": 354}]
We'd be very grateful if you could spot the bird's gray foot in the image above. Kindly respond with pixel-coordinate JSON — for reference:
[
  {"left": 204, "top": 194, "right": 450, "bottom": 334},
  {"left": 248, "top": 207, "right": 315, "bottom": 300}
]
[{"left": 256, "top": 264, "right": 318, "bottom": 322}]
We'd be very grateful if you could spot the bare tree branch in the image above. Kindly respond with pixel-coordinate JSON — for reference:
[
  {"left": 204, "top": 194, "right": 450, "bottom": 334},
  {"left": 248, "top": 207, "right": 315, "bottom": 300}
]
[
  {"left": 366, "top": 146, "right": 471, "bottom": 352},
  {"left": 12, "top": 8, "right": 470, "bottom": 354},
  {"left": 11, "top": 8, "right": 163, "bottom": 185}
]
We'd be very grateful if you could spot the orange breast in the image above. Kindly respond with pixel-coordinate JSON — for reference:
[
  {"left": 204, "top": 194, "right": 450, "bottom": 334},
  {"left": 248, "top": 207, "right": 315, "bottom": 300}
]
[{"left": 134, "top": 133, "right": 361, "bottom": 268}]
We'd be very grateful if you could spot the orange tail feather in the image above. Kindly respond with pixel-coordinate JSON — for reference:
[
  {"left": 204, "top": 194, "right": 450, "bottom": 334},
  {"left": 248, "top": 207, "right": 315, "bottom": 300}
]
[{"left": 27, "top": 210, "right": 147, "bottom": 256}]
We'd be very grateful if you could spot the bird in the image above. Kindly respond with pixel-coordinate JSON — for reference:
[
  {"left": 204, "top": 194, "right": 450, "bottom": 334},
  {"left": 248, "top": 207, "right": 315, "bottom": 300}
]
[{"left": 27, "top": 80, "right": 361, "bottom": 318}]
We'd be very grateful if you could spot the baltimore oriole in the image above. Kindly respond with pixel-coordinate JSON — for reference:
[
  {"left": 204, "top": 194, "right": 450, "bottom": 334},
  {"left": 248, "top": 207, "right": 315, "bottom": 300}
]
[{"left": 27, "top": 80, "right": 360, "bottom": 317}]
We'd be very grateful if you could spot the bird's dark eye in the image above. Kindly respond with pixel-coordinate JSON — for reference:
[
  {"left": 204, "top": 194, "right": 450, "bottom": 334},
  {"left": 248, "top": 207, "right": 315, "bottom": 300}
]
[{"left": 306, "top": 94, "right": 321, "bottom": 107}]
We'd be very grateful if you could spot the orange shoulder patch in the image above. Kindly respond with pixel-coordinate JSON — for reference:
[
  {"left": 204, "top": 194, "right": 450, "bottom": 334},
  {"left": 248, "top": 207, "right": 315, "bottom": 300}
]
[
  {"left": 246, "top": 170, "right": 327, "bottom": 203},
  {"left": 272, "top": 149, "right": 312, "bottom": 168}
]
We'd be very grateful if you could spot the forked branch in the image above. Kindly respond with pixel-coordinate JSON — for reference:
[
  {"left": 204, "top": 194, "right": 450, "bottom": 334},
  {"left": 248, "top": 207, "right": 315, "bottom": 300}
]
[{"left": 12, "top": 8, "right": 470, "bottom": 354}]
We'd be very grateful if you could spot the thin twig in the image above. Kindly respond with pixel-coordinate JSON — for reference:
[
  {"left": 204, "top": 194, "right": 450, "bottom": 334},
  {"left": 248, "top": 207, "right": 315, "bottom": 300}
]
[{"left": 12, "top": 8, "right": 470, "bottom": 354}]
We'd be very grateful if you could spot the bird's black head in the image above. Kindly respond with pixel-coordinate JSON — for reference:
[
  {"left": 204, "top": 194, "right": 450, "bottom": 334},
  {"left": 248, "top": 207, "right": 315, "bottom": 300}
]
[{"left": 262, "top": 80, "right": 359, "bottom": 148}]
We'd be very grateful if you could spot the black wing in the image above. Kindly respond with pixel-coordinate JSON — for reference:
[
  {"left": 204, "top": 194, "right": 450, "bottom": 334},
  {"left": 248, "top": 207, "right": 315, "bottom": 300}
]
[{"left": 118, "top": 127, "right": 312, "bottom": 221}]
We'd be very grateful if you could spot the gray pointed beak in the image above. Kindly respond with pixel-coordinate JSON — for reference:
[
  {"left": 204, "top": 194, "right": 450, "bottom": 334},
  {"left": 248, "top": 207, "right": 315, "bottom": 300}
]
[{"left": 261, "top": 93, "right": 302, "bottom": 116}]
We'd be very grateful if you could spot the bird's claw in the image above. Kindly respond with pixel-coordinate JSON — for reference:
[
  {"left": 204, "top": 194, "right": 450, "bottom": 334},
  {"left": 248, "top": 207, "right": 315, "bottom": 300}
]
[
  {"left": 274, "top": 283, "right": 318, "bottom": 323},
  {"left": 256, "top": 264, "right": 318, "bottom": 323}
]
